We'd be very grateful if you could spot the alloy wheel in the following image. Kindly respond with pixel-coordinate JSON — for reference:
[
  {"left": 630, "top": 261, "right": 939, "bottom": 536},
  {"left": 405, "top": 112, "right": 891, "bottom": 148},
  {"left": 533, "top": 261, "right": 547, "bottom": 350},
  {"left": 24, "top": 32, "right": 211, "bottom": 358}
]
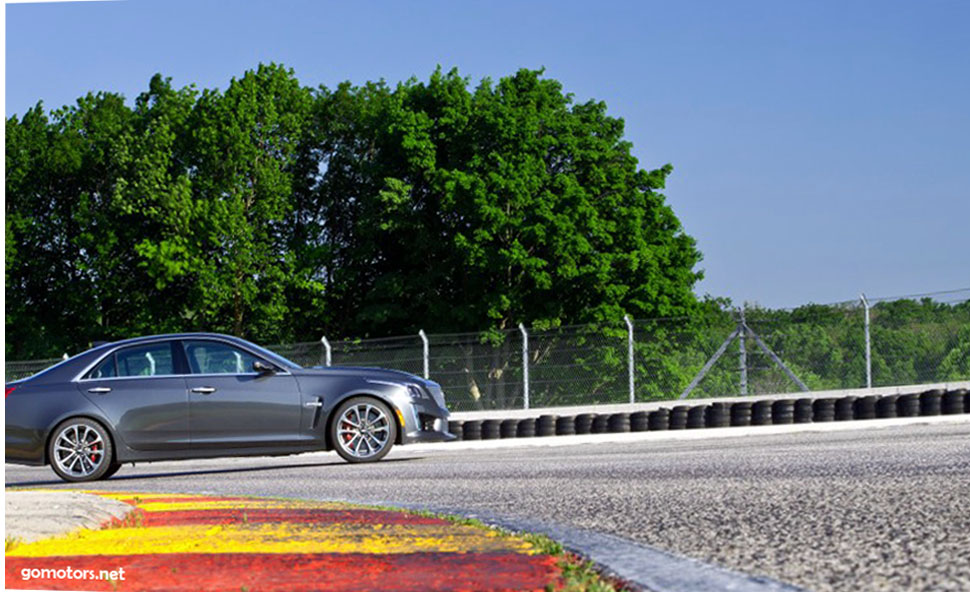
[
  {"left": 51, "top": 422, "right": 108, "bottom": 480},
  {"left": 336, "top": 402, "right": 392, "bottom": 459}
]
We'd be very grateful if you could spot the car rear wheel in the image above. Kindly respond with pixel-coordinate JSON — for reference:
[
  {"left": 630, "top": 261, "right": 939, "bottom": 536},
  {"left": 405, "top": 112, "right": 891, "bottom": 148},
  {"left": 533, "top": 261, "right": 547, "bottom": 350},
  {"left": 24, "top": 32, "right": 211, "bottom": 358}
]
[
  {"left": 48, "top": 418, "right": 115, "bottom": 482},
  {"left": 102, "top": 462, "right": 122, "bottom": 479},
  {"left": 332, "top": 397, "right": 397, "bottom": 463}
]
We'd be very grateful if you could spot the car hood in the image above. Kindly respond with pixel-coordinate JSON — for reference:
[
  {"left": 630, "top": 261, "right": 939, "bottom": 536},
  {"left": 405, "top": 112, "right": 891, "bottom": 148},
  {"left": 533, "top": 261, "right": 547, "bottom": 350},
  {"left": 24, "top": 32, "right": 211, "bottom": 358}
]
[{"left": 293, "top": 366, "right": 422, "bottom": 382}]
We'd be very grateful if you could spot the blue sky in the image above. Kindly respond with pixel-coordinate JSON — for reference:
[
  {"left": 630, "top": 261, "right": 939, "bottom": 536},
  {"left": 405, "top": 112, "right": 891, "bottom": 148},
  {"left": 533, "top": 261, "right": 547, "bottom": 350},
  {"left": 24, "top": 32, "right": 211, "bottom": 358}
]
[{"left": 6, "top": 0, "right": 969, "bottom": 308}]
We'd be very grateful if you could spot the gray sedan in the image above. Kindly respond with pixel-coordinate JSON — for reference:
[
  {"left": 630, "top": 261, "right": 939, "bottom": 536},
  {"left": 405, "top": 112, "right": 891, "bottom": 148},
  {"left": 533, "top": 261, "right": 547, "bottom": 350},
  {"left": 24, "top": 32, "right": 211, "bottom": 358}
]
[{"left": 5, "top": 333, "right": 455, "bottom": 482}]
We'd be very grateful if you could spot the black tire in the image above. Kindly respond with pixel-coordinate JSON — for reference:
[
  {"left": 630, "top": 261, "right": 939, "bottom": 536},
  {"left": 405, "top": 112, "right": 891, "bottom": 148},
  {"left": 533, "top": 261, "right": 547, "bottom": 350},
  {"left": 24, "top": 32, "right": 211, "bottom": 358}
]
[
  {"left": 630, "top": 411, "right": 650, "bottom": 432},
  {"left": 730, "top": 402, "right": 752, "bottom": 427},
  {"left": 574, "top": 414, "right": 595, "bottom": 434},
  {"left": 102, "top": 462, "right": 123, "bottom": 479},
  {"left": 481, "top": 419, "right": 501, "bottom": 440},
  {"left": 500, "top": 419, "right": 519, "bottom": 438},
  {"left": 707, "top": 403, "right": 731, "bottom": 428},
  {"left": 834, "top": 396, "right": 856, "bottom": 421},
  {"left": 669, "top": 406, "right": 689, "bottom": 430},
  {"left": 896, "top": 394, "right": 919, "bottom": 417},
  {"left": 794, "top": 399, "right": 814, "bottom": 423},
  {"left": 772, "top": 400, "right": 795, "bottom": 424},
  {"left": 463, "top": 420, "right": 483, "bottom": 440},
  {"left": 591, "top": 414, "right": 610, "bottom": 434},
  {"left": 919, "top": 389, "right": 943, "bottom": 416},
  {"left": 331, "top": 397, "right": 397, "bottom": 463},
  {"left": 607, "top": 413, "right": 631, "bottom": 433},
  {"left": 752, "top": 400, "right": 773, "bottom": 425},
  {"left": 537, "top": 415, "right": 558, "bottom": 437},
  {"left": 942, "top": 390, "right": 966, "bottom": 415},
  {"left": 877, "top": 395, "right": 899, "bottom": 418},
  {"left": 556, "top": 416, "right": 576, "bottom": 436},
  {"left": 648, "top": 409, "right": 670, "bottom": 431},
  {"left": 516, "top": 418, "right": 536, "bottom": 438},
  {"left": 48, "top": 418, "right": 115, "bottom": 482},
  {"left": 448, "top": 420, "right": 464, "bottom": 441},
  {"left": 812, "top": 399, "right": 836, "bottom": 423},
  {"left": 687, "top": 405, "right": 708, "bottom": 429},
  {"left": 854, "top": 396, "right": 877, "bottom": 420}
]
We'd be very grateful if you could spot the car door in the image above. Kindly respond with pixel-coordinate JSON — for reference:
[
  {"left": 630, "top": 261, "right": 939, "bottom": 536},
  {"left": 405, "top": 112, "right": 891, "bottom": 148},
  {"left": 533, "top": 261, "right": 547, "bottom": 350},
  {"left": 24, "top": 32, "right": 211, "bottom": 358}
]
[
  {"left": 182, "top": 339, "right": 305, "bottom": 449},
  {"left": 76, "top": 341, "right": 190, "bottom": 451}
]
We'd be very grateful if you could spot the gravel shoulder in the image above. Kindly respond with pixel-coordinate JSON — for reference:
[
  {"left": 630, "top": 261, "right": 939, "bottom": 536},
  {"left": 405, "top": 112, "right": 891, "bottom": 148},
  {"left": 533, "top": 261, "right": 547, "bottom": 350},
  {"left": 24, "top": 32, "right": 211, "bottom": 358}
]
[{"left": 5, "top": 490, "right": 132, "bottom": 543}]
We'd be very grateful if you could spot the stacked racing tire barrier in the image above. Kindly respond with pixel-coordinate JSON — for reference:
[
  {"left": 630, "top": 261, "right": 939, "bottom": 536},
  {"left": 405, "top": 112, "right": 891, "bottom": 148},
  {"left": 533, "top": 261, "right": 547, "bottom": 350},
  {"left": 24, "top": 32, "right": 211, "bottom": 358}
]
[
  {"left": 574, "top": 413, "right": 595, "bottom": 434},
  {"left": 943, "top": 389, "right": 966, "bottom": 414},
  {"left": 444, "top": 387, "right": 970, "bottom": 442},
  {"left": 517, "top": 418, "right": 536, "bottom": 438}
]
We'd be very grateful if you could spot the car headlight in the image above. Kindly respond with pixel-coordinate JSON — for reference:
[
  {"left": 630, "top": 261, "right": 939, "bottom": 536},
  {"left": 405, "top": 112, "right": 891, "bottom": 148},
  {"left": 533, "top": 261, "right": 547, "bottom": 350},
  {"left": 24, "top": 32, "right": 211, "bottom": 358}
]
[
  {"left": 405, "top": 384, "right": 426, "bottom": 401},
  {"left": 366, "top": 379, "right": 428, "bottom": 401}
]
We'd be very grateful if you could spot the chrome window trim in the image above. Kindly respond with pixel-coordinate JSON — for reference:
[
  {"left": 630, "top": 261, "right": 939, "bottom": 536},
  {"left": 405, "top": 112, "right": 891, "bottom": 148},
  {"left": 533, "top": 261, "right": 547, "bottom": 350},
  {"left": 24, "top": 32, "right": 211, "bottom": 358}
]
[{"left": 72, "top": 336, "right": 292, "bottom": 383}]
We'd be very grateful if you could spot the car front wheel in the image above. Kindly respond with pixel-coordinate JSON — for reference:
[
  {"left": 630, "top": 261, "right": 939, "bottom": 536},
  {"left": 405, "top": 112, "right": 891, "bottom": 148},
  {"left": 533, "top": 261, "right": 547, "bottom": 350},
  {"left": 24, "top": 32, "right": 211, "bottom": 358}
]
[
  {"left": 48, "top": 418, "right": 115, "bottom": 482},
  {"left": 331, "top": 397, "right": 397, "bottom": 463}
]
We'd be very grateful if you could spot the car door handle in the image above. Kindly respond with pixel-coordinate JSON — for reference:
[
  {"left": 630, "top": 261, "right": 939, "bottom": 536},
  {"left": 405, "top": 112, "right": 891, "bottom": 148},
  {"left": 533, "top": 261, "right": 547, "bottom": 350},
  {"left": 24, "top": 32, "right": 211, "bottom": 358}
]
[
  {"left": 87, "top": 387, "right": 112, "bottom": 394},
  {"left": 191, "top": 387, "right": 217, "bottom": 394}
]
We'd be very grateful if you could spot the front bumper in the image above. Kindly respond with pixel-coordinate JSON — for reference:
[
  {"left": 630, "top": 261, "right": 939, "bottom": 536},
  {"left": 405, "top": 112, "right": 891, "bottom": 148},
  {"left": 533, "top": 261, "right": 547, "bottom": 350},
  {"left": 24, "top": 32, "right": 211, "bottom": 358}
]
[{"left": 399, "top": 400, "right": 456, "bottom": 444}]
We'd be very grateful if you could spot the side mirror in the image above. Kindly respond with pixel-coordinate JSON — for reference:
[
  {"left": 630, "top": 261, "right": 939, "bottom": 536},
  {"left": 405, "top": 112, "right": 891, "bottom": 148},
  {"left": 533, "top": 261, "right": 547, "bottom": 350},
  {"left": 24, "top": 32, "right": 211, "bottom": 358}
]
[{"left": 253, "top": 360, "right": 276, "bottom": 374}]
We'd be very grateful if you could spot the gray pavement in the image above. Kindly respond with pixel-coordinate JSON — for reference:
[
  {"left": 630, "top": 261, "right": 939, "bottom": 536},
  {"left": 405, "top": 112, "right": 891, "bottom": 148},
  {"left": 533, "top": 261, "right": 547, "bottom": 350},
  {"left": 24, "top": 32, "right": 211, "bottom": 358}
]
[{"left": 5, "top": 422, "right": 970, "bottom": 591}]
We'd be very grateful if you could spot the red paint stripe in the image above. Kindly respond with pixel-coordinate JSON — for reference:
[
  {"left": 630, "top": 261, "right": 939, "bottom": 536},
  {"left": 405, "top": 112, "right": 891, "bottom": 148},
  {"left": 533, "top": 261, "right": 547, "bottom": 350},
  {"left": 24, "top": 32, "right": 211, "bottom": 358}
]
[
  {"left": 6, "top": 552, "right": 561, "bottom": 591},
  {"left": 128, "top": 508, "right": 450, "bottom": 527}
]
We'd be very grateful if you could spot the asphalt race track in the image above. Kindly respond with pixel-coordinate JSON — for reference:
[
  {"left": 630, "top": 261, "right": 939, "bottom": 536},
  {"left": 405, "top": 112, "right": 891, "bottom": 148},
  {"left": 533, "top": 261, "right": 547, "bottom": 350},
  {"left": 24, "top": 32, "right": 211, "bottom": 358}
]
[{"left": 6, "top": 422, "right": 969, "bottom": 591}]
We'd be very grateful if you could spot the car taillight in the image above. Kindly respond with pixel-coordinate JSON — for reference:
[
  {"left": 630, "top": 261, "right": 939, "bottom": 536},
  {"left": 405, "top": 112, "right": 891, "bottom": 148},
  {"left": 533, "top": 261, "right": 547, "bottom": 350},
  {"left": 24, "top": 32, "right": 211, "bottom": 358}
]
[{"left": 5, "top": 386, "right": 16, "bottom": 398}]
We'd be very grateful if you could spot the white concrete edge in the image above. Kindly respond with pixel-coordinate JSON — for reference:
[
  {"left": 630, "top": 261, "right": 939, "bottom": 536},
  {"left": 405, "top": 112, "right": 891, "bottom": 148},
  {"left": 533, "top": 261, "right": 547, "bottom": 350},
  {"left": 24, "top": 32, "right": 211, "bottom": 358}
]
[
  {"left": 397, "top": 414, "right": 970, "bottom": 453},
  {"left": 449, "top": 381, "right": 970, "bottom": 420},
  {"left": 4, "top": 490, "right": 133, "bottom": 544}
]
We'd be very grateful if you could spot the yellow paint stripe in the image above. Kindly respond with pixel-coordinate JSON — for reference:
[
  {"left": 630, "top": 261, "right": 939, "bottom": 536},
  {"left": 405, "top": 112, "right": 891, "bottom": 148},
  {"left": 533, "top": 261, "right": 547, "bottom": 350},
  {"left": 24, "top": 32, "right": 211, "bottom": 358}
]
[
  {"left": 86, "top": 492, "right": 206, "bottom": 500},
  {"left": 136, "top": 500, "right": 350, "bottom": 512},
  {"left": 8, "top": 523, "right": 534, "bottom": 556}
]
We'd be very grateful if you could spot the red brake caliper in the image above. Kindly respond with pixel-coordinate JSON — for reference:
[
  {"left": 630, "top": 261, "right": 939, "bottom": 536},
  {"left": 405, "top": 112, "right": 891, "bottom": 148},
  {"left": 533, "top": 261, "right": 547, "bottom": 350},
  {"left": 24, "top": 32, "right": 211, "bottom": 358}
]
[
  {"left": 90, "top": 444, "right": 98, "bottom": 462},
  {"left": 342, "top": 422, "right": 353, "bottom": 442}
]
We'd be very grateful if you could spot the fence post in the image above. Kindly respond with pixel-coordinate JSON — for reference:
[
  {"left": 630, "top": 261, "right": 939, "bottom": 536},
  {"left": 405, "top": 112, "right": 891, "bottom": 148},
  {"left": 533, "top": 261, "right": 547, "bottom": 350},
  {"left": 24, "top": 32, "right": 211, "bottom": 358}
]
[
  {"left": 861, "top": 293, "right": 872, "bottom": 388},
  {"left": 519, "top": 323, "right": 530, "bottom": 410},
  {"left": 738, "top": 308, "right": 747, "bottom": 395},
  {"left": 320, "top": 336, "right": 332, "bottom": 367},
  {"left": 418, "top": 329, "right": 429, "bottom": 379},
  {"left": 624, "top": 315, "right": 634, "bottom": 404}
]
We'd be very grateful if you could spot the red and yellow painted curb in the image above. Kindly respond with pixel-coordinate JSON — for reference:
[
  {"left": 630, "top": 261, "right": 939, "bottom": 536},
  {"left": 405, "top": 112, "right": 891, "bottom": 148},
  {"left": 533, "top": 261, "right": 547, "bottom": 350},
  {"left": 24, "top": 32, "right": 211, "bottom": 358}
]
[{"left": 5, "top": 491, "right": 562, "bottom": 591}]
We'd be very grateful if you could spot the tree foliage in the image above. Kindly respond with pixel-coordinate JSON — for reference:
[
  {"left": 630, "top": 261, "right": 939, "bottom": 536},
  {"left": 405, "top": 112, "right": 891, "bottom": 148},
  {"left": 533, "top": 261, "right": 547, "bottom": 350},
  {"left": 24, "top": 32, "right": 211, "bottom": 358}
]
[{"left": 5, "top": 64, "right": 702, "bottom": 358}]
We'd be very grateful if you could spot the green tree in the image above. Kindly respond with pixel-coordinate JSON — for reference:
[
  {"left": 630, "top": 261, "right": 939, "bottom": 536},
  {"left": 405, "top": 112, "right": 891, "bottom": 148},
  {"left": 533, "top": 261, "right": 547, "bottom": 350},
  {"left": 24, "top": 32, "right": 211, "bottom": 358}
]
[
  {"left": 6, "top": 94, "right": 138, "bottom": 357},
  {"left": 137, "top": 64, "right": 316, "bottom": 340},
  {"left": 307, "top": 67, "right": 702, "bottom": 337}
]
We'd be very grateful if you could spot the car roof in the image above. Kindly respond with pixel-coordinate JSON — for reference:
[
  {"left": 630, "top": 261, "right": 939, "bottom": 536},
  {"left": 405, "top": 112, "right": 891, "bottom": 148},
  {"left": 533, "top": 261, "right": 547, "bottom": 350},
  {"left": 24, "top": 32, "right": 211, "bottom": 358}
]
[
  {"left": 14, "top": 333, "right": 262, "bottom": 385},
  {"left": 98, "top": 332, "right": 255, "bottom": 348}
]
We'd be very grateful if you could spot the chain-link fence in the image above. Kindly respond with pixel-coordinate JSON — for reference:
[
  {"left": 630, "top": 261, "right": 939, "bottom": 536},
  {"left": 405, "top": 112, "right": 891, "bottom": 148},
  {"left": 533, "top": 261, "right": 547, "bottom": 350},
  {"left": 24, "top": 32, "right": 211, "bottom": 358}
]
[
  {"left": 4, "top": 357, "right": 67, "bottom": 382},
  {"left": 7, "top": 291, "right": 969, "bottom": 410}
]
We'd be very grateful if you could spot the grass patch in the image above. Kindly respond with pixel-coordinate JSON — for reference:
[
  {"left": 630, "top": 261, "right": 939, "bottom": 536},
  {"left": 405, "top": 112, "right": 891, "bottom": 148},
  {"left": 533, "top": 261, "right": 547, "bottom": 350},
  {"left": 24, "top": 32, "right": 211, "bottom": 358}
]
[
  {"left": 6, "top": 535, "right": 22, "bottom": 552},
  {"left": 104, "top": 509, "right": 145, "bottom": 529}
]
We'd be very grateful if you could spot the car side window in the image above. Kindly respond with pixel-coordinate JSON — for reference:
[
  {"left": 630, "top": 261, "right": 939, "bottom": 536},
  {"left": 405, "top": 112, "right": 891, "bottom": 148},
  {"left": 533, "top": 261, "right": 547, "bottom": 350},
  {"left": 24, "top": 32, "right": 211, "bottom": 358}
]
[
  {"left": 89, "top": 357, "right": 117, "bottom": 379},
  {"left": 182, "top": 341, "right": 263, "bottom": 375},
  {"left": 113, "top": 343, "right": 176, "bottom": 377}
]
